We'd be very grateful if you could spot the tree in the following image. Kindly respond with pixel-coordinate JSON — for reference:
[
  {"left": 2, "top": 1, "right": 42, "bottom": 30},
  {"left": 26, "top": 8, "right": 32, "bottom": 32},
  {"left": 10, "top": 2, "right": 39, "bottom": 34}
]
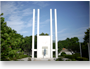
[
  {"left": 1, "top": 13, "right": 25, "bottom": 60},
  {"left": 58, "top": 40, "right": 64, "bottom": 53},
  {"left": 83, "top": 28, "right": 89, "bottom": 43},
  {"left": 39, "top": 32, "right": 49, "bottom": 35},
  {"left": 40, "top": 32, "right": 44, "bottom": 35},
  {"left": 68, "top": 37, "right": 79, "bottom": 53},
  {"left": 81, "top": 28, "right": 90, "bottom": 59},
  {"left": 21, "top": 36, "right": 32, "bottom": 56},
  {"left": 81, "top": 43, "right": 88, "bottom": 58},
  {"left": 45, "top": 33, "right": 49, "bottom": 35},
  {"left": 58, "top": 37, "right": 80, "bottom": 53}
]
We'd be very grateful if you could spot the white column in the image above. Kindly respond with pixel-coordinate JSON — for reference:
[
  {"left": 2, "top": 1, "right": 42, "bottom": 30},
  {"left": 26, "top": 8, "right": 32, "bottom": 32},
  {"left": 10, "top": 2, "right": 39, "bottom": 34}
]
[
  {"left": 54, "top": 9, "right": 58, "bottom": 58},
  {"left": 50, "top": 9, "right": 53, "bottom": 58},
  {"left": 32, "top": 9, "right": 35, "bottom": 58},
  {"left": 37, "top": 9, "right": 40, "bottom": 58}
]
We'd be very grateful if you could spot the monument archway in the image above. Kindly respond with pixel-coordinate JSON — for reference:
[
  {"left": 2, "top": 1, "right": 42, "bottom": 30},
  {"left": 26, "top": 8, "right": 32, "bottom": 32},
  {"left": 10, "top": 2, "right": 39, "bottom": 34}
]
[{"left": 32, "top": 9, "right": 58, "bottom": 59}]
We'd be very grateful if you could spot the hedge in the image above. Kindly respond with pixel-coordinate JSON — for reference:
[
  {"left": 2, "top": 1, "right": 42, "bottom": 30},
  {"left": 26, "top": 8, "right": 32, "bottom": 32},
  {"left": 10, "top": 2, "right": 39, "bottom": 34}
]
[
  {"left": 64, "top": 53, "right": 88, "bottom": 61},
  {"left": 76, "top": 57, "right": 88, "bottom": 61},
  {"left": 56, "top": 58, "right": 63, "bottom": 61}
]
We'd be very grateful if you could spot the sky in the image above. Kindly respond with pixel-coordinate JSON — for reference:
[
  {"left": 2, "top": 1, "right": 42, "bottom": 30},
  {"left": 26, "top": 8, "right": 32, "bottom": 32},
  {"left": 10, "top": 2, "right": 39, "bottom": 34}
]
[{"left": 1, "top": 1, "right": 89, "bottom": 42}]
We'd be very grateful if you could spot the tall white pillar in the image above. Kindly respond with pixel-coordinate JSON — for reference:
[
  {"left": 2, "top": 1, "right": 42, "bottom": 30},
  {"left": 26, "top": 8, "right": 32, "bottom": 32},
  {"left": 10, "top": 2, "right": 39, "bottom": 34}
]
[
  {"left": 32, "top": 9, "right": 35, "bottom": 58},
  {"left": 54, "top": 9, "right": 58, "bottom": 58},
  {"left": 37, "top": 9, "right": 40, "bottom": 58},
  {"left": 50, "top": 9, "right": 53, "bottom": 58}
]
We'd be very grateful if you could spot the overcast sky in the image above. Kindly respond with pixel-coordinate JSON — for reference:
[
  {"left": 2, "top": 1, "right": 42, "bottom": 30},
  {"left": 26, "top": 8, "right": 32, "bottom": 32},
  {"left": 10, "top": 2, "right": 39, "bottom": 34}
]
[{"left": 1, "top": 1, "right": 89, "bottom": 42}]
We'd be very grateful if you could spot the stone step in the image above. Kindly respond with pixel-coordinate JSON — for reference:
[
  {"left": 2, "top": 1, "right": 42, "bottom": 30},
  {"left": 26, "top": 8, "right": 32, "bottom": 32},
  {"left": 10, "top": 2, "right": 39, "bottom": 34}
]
[{"left": 31, "top": 58, "right": 56, "bottom": 61}]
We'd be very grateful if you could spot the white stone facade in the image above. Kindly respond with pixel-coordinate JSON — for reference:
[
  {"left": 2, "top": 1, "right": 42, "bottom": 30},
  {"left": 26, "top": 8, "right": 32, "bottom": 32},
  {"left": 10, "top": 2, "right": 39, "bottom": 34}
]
[{"left": 38, "top": 36, "right": 50, "bottom": 58}]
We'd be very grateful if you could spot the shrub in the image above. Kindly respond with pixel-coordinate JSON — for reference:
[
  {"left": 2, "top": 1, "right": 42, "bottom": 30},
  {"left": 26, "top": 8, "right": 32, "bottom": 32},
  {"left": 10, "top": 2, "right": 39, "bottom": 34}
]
[
  {"left": 71, "top": 59, "right": 76, "bottom": 61},
  {"left": 29, "top": 55, "right": 32, "bottom": 57},
  {"left": 12, "top": 54, "right": 28, "bottom": 60},
  {"left": 61, "top": 52, "right": 89, "bottom": 61},
  {"left": 66, "top": 59, "right": 71, "bottom": 61},
  {"left": 56, "top": 58, "right": 63, "bottom": 61},
  {"left": 65, "top": 53, "right": 80, "bottom": 59},
  {"left": 61, "top": 52, "right": 66, "bottom": 56},
  {"left": 72, "top": 53, "right": 80, "bottom": 59},
  {"left": 15, "top": 53, "right": 19, "bottom": 57},
  {"left": 64, "top": 53, "right": 88, "bottom": 61},
  {"left": 65, "top": 55, "right": 73, "bottom": 59},
  {"left": 13, "top": 58, "right": 16, "bottom": 60},
  {"left": 1, "top": 56, "right": 11, "bottom": 61},
  {"left": 18, "top": 55, "right": 28, "bottom": 58},
  {"left": 58, "top": 55, "right": 61, "bottom": 57},
  {"left": 18, "top": 56, "right": 21, "bottom": 59},
  {"left": 76, "top": 57, "right": 88, "bottom": 61},
  {"left": 23, "top": 55, "right": 28, "bottom": 58}
]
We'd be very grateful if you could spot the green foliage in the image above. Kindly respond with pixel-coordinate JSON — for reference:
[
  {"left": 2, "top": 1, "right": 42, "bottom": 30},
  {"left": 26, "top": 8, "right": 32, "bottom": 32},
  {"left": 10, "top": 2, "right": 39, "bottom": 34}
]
[
  {"left": 29, "top": 55, "right": 32, "bottom": 57},
  {"left": 11, "top": 54, "right": 28, "bottom": 61},
  {"left": 61, "top": 52, "right": 66, "bottom": 56},
  {"left": 53, "top": 55, "right": 56, "bottom": 58},
  {"left": 8, "top": 50, "right": 18, "bottom": 59},
  {"left": 1, "top": 13, "right": 27, "bottom": 61},
  {"left": 81, "top": 43, "right": 88, "bottom": 58},
  {"left": 18, "top": 55, "right": 28, "bottom": 59},
  {"left": 21, "top": 36, "right": 32, "bottom": 55},
  {"left": 56, "top": 58, "right": 63, "bottom": 61},
  {"left": 39, "top": 32, "right": 49, "bottom": 35},
  {"left": 81, "top": 28, "right": 90, "bottom": 59},
  {"left": 65, "top": 53, "right": 80, "bottom": 59},
  {"left": 71, "top": 59, "right": 76, "bottom": 61},
  {"left": 83, "top": 28, "right": 89, "bottom": 43},
  {"left": 53, "top": 42, "right": 55, "bottom": 49},
  {"left": 66, "top": 59, "right": 71, "bottom": 61},
  {"left": 58, "top": 55, "right": 61, "bottom": 57},
  {"left": 1, "top": 56, "right": 11, "bottom": 61},
  {"left": 58, "top": 37, "right": 80, "bottom": 53},
  {"left": 65, "top": 55, "right": 73, "bottom": 59},
  {"left": 76, "top": 57, "right": 88, "bottom": 61},
  {"left": 72, "top": 53, "right": 80, "bottom": 59},
  {"left": 64, "top": 53, "right": 88, "bottom": 61},
  {"left": 40, "top": 32, "right": 44, "bottom": 35},
  {"left": 45, "top": 33, "right": 49, "bottom": 35}
]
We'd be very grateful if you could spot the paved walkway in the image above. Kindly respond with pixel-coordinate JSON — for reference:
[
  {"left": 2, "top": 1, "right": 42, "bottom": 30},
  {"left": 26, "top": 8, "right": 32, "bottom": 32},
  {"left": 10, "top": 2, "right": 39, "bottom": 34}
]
[
  {"left": 15, "top": 57, "right": 70, "bottom": 61},
  {"left": 18, "top": 57, "right": 29, "bottom": 61},
  {"left": 32, "top": 58, "right": 55, "bottom": 61},
  {"left": 32, "top": 58, "right": 70, "bottom": 61},
  {"left": 17, "top": 57, "right": 55, "bottom": 61}
]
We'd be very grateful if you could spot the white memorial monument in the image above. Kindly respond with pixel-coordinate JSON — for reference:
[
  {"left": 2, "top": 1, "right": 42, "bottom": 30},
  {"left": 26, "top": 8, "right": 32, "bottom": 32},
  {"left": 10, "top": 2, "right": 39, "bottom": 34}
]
[{"left": 32, "top": 9, "right": 58, "bottom": 60}]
